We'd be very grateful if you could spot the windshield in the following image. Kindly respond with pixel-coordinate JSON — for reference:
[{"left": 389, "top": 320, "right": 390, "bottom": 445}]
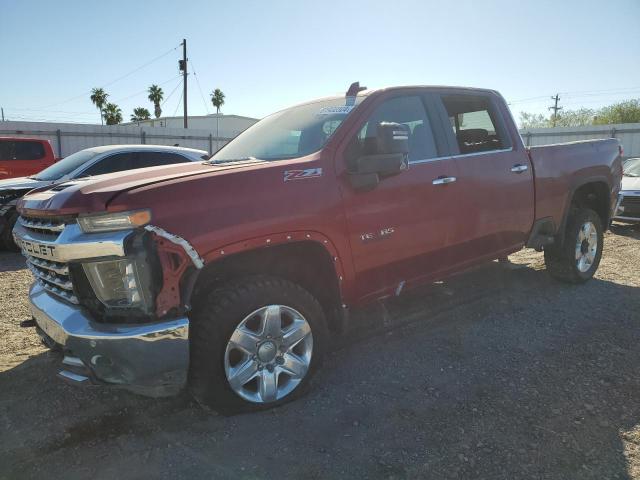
[
  {"left": 32, "top": 150, "right": 99, "bottom": 181},
  {"left": 623, "top": 158, "right": 640, "bottom": 177},
  {"left": 211, "top": 97, "right": 363, "bottom": 162}
]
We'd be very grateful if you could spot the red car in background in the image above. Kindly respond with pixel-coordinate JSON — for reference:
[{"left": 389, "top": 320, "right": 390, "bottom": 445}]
[{"left": 0, "top": 137, "right": 58, "bottom": 180}]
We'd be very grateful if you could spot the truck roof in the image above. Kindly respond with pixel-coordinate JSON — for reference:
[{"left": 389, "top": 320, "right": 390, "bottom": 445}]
[{"left": 281, "top": 85, "right": 501, "bottom": 112}]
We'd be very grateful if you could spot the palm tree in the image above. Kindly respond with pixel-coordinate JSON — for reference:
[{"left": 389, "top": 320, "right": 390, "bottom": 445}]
[
  {"left": 210, "top": 88, "right": 226, "bottom": 149},
  {"left": 103, "top": 103, "right": 123, "bottom": 125},
  {"left": 210, "top": 88, "right": 225, "bottom": 114},
  {"left": 90, "top": 88, "right": 108, "bottom": 125},
  {"left": 130, "top": 107, "right": 151, "bottom": 123},
  {"left": 148, "top": 85, "right": 164, "bottom": 119}
]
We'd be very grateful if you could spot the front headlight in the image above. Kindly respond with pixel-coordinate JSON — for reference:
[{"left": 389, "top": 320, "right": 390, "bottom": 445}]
[
  {"left": 82, "top": 258, "right": 152, "bottom": 310},
  {"left": 78, "top": 210, "right": 151, "bottom": 233}
]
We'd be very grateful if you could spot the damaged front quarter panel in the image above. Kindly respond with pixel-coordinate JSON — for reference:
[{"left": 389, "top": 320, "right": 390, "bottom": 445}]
[{"left": 144, "top": 225, "right": 204, "bottom": 318}]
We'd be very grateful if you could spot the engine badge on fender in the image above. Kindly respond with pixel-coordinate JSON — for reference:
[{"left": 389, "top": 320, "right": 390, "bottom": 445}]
[{"left": 284, "top": 168, "right": 323, "bottom": 182}]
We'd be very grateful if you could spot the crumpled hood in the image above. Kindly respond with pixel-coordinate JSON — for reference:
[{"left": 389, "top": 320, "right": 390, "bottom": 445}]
[
  {"left": 17, "top": 159, "right": 266, "bottom": 216},
  {"left": 621, "top": 175, "right": 640, "bottom": 192},
  {"left": 0, "top": 176, "right": 51, "bottom": 192}
]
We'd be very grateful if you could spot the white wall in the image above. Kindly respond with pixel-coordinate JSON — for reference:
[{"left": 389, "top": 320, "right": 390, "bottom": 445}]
[
  {"left": 130, "top": 115, "right": 257, "bottom": 138},
  {"left": 519, "top": 123, "right": 640, "bottom": 158},
  {"left": 0, "top": 121, "right": 244, "bottom": 157}
]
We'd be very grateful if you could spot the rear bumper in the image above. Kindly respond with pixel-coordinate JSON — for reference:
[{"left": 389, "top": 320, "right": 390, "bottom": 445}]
[{"left": 29, "top": 282, "right": 189, "bottom": 396}]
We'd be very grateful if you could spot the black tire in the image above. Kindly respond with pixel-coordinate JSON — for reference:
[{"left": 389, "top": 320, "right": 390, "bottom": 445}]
[
  {"left": 188, "top": 275, "right": 327, "bottom": 414},
  {"left": 544, "top": 207, "right": 603, "bottom": 283},
  {"left": 0, "top": 211, "right": 19, "bottom": 252}
]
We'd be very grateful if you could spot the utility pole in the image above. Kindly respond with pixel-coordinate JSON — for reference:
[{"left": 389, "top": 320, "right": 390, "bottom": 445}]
[
  {"left": 180, "top": 39, "right": 188, "bottom": 129},
  {"left": 1, "top": 108, "right": 4, "bottom": 122},
  {"left": 549, "top": 94, "right": 562, "bottom": 127}
]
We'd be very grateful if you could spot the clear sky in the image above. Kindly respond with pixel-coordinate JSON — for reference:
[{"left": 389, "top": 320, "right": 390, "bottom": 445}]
[{"left": 1, "top": 0, "right": 639, "bottom": 125}]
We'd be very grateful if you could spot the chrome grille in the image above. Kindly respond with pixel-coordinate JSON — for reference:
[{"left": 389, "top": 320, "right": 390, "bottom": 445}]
[
  {"left": 18, "top": 216, "right": 79, "bottom": 304},
  {"left": 621, "top": 195, "right": 640, "bottom": 207},
  {"left": 19, "top": 215, "right": 67, "bottom": 240},
  {"left": 620, "top": 195, "right": 640, "bottom": 218},
  {"left": 26, "top": 257, "right": 78, "bottom": 304}
]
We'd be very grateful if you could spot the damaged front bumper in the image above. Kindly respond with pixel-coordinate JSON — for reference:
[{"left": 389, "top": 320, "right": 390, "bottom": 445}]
[
  {"left": 13, "top": 214, "right": 202, "bottom": 397},
  {"left": 30, "top": 282, "right": 189, "bottom": 396}
]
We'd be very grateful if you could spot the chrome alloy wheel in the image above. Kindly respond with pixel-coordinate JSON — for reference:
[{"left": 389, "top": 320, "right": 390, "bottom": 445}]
[
  {"left": 224, "top": 305, "right": 313, "bottom": 403},
  {"left": 575, "top": 221, "right": 598, "bottom": 273}
]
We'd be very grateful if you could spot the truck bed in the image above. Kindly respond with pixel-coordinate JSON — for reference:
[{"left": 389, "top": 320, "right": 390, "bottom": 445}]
[{"left": 528, "top": 138, "right": 622, "bottom": 231}]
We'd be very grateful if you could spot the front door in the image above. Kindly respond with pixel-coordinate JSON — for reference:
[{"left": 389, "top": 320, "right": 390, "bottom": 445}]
[{"left": 338, "top": 93, "right": 461, "bottom": 301}]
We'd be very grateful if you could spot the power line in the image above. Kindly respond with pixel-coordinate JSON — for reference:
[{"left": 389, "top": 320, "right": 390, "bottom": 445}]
[
  {"left": 112, "top": 75, "right": 182, "bottom": 104},
  {"left": 189, "top": 58, "right": 211, "bottom": 115},
  {"left": 161, "top": 77, "right": 184, "bottom": 107},
  {"left": 173, "top": 88, "right": 184, "bottom": 117},
  {"left": 36, "top": 44, "right": 181, "bottom": 111},
  {"left": 5, "top": 75, "right": 183, "bottom": 122},
  {"left": 510, "top": 86, "right": 640, "bottom": 105}
]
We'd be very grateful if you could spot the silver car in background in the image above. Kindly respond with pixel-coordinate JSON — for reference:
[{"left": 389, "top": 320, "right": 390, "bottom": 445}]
[
  {"left": 0, "top": 145, "right": 208, "bottom": 249},
  {"left": 614, "top": 158, "right": 640, "bottom": 222}
]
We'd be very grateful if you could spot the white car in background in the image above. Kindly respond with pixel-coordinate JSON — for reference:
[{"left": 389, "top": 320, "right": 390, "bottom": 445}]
[
  {"left": 614, "top": 158, "right": 640, "bottom": 222},
  {"left": 0, "top": 144, "right": 208, "bottom": 249}
]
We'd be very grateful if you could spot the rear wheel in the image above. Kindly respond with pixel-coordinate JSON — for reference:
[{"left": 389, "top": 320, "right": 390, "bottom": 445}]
[
  {"left": 544, "top": 208, "right": 603, "bottom": 283},
  {"left": 188, "top": 275, "right": 327, "bottom": 414}
]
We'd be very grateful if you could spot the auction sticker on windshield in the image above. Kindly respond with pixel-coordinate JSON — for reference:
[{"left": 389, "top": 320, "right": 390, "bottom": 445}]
[{"left": 317, "top": 105, "right": 354, "bottom": 115}]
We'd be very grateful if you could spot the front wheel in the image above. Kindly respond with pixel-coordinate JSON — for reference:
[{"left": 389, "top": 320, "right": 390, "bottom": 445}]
[
  {"left": 544, "top": 207, "right": 604, "bottom": 283},
  {"left": 188, "top": 275, "right": 327, "bottom": 414}
]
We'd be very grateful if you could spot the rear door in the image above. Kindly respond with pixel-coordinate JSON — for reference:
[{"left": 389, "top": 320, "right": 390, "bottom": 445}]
[
  {"left": 338, "top": 93, "right": 462, "bottom": 301},
  {"left": 0, "top": 140, "right": 48, "bottom": 179},
  {"left": 433, "top": 92, "right": 534, "bottom": 262}
]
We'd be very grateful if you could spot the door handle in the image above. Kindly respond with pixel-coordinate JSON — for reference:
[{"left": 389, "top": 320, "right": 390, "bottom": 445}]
[
  {"left": 511, "top": 164, "right": 528, "bottom": 173},
  {"left": 432, "top": 176, "right": 457, "bottom": 185}
]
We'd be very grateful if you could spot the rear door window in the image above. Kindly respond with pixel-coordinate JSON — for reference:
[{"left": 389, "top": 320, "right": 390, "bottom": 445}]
[{"left": 439, "top": 94, "right": 511, "bottom": 155}]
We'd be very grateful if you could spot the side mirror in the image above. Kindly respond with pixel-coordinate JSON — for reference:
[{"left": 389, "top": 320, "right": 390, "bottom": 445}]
[{"left": 348, "top": 122, "right": 409, "bottom": 190}]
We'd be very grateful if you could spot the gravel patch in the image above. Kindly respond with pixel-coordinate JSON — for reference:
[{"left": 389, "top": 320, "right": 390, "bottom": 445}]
[{"left": 0, "top": 223, "right": 639, "bottom": 479}]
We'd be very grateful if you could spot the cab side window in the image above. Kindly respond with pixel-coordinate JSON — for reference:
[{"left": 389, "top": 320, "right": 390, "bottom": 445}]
[
  {"left": 440, "top": 94, "right": 511, "bottom": 155},
  {"left": 349, "top": 96, "right": 438, "bottom": 163}
]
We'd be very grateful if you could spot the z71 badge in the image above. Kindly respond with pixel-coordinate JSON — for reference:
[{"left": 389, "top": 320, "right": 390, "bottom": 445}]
[{"left": 284, "top": 168, "right": 323, "bottom": 182}]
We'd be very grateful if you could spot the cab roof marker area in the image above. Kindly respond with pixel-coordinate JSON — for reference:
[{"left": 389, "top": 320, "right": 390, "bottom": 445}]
[{"left": 144, "top": 225, "right": 204, "bottom": 269}]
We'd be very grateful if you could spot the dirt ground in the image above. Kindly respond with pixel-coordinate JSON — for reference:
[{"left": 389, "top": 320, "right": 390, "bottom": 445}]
[{"left": 0, "top": 223, "right": 639, "bottom": 480}]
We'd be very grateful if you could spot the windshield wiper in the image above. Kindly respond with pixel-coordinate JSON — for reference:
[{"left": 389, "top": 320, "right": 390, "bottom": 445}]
[{"left": 624, "top": 173, "right": 639, "bottom": 177}]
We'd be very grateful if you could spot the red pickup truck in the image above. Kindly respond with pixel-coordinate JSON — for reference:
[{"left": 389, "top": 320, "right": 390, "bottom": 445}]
[
  {"left": 0, "top": 137, "right": 58, "bottom": 180},
  {"left": 14, "top": 84, "right": 622, "bottom": 412}
]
